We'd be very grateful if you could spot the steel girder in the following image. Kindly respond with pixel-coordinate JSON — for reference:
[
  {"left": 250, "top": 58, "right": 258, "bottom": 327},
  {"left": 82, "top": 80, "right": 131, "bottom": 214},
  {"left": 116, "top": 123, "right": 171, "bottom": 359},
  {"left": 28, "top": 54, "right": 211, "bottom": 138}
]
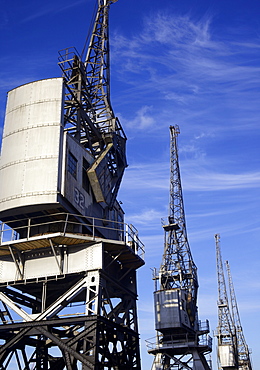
[{"left": 0, "top": 244, "right": 141, "bottom": 369}]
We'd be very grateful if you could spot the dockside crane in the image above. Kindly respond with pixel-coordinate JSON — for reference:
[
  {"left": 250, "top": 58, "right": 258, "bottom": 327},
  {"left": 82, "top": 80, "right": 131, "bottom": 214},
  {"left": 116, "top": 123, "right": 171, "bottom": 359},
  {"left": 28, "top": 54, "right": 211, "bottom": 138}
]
[
  {"left": 147, "top": 126, "right": 212, "bottom": 370},
  {"left": 0, "top": 0, "right": 144, "bottom": 368},
  {"left": 225, "top": 261, "right": 252, "bottom": 370},
  {"left": 215, "top": 234, "right": 238, "bottom": 369}
]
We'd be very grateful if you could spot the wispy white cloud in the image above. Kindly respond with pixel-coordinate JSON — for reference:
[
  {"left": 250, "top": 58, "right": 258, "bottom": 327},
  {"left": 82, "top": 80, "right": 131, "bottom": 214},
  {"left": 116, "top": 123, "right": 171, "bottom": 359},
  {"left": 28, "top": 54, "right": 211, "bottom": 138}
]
[
  {"left": 182, "top": 169, "right": 260, "bottom": 191},
  {"left": 188, "top": 222, "right": 260, "bottom": 244},
  {"left": 123, "top": 161, "right": 260, "bottom": 192},
  {"left": 112, "top": 10, "right": 260, "bottom": 137},
  {"left": 0, "top": 75, "right": 33, "bottom": 92},
  {"left": 126, "top": 209, "right": 163, "bottom": 225},
  {"left": 194, "top": 132, "right": 215, "bottom": 140},
  {"left": 21, "top": 0, "right": 88, "bottom": 23},
  {"left": 141, "top": 13, "right": 214, "bottom": 49},
  {"left": 123, "top": 106, "right": 156, "bottom": 130}
]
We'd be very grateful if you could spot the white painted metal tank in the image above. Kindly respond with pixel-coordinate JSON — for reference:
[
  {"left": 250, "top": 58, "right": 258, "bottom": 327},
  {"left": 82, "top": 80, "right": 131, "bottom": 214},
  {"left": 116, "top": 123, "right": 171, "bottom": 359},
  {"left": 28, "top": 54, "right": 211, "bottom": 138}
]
[{"left": 0, "top": 78, "right": 64, "bottom": 216}]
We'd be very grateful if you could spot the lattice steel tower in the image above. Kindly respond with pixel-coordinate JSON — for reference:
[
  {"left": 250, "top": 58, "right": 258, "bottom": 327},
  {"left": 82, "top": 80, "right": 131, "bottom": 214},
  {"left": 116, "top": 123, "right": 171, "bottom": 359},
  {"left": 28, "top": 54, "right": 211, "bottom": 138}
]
[
  {"left": 147, "top": 126, "right": 212, "bottom": 370},
  {"left": 0, "top": 0, "right": 144, "bottom": 369},
  {"left": 225, "top": 261, "right": 252, "bottom": 370},
  {"left": 215, "top": 234, "right": 238, "bottom": 370},
  {"left": 215, "top": 234, "right": 252, "bottom": 370}
]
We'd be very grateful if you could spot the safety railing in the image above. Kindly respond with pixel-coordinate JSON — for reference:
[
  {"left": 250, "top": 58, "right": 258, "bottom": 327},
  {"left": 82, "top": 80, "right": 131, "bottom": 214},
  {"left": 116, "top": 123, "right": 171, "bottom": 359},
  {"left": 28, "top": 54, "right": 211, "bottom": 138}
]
[
  {"left": 0, "top": 212, "right": 145, "bottom": 260},
  {"left": 198, "top": 319, "right": 210, "bottom": 333},
  {"left": 145, "top": 336, "right": 158, "bottom": 352},
  {"left": 198, "top": 333, "right": 213, "bottom": 350},
  {"left": 146, "top": 331, "right": 212, "bottom": 352}
]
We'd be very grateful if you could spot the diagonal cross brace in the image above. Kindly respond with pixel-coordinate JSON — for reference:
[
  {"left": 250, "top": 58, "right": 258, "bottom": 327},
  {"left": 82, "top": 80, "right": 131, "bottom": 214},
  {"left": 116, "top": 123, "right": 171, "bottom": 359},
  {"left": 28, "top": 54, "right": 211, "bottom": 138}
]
[
  {"left": 0, "top": 276, "right": 89, "bottom": 324},
  {"left": 0, "top": 276, "right": 97, "bottom": 368}
]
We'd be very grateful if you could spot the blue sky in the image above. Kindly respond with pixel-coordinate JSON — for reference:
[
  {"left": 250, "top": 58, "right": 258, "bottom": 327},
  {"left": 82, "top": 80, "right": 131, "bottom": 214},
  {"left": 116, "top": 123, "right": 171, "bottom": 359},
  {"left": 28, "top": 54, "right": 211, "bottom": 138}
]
[{"left": 1, "top": 0, "right": 260, "bottom": 369}]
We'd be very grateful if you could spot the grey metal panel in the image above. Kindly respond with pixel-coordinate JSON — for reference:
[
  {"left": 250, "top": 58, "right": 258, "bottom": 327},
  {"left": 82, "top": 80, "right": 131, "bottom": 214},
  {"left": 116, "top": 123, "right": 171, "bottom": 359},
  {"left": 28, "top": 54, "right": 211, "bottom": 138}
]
[
  {"left": 66, "top": 243, "right": 103, "bottom": 274},
  {"left": 0, "top": 242, "right": 103, "bottom": 283},
  {"left": 154, "top": 289, "right": 191, "bottom": 331},
  {"left": 0, "top": 259, "right": 18, "bottom": 282},
  {"left": 62, "top": 133, "right": 94, "bottom": 215},
  {"left": 24, "top": 251, "right": 61, "bottom": 278},
  {"left": 0, "top": 78, "right": 64, "bottom": 214}
]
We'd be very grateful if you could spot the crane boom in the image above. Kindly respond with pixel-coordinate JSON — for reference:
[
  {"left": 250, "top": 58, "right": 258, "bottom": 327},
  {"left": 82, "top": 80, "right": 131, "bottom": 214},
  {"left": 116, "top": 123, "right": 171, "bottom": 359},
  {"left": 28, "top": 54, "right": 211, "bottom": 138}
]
[
  {"left": 85, "top": 0, "right": 115, "bottom": 126},
  {"left": 58, "top": 0, "right": 127, "bottom": 209}
]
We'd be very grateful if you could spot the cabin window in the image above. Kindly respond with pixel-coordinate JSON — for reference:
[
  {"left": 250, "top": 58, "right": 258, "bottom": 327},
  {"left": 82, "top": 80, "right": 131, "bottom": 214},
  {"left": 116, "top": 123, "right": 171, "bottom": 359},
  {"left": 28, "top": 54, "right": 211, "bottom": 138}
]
[{"left": 68, "top": 152, "right": 77, "bottom": 179}]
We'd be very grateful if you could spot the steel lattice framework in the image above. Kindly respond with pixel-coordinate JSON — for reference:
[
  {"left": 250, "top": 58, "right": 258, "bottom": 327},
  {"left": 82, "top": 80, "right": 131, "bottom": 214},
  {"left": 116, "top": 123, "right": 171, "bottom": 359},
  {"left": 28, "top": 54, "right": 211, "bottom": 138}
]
[
  {"left": 225, "top": 261, "right": 252, "bottom": 370},
  {"left": 148, "top": 126, "right": 212, "bottom": 370},
  {"left": 84, "top": 0, "right": 116, "bottom": 126},
  {"left": 160, "top": 125, "right": 198, "bottom": 305},
  {"left": 215, "top": 234, "right": 238, "bottom": 369},
  {"left": 0, "top": 237, "right": 143, "bottom": 369},
  {"left": 58, "top": 0, "right": 126, "bottom": 209}
]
